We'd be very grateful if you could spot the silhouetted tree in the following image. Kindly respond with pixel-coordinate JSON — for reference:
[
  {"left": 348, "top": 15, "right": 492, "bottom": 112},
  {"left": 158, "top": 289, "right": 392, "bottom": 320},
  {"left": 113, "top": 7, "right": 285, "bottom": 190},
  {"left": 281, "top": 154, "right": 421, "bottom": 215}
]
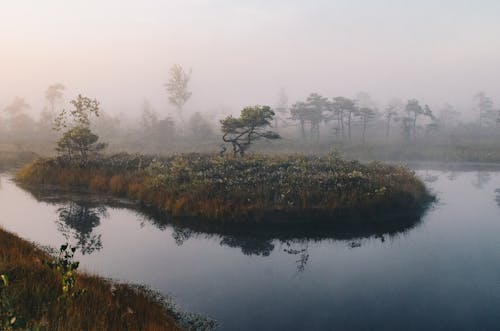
[
  {"left": 332, "top": 96, "right": 356, "bottom": 142},
  {"left": 290, "top": 93, "right": 331, "bottom": 142},
  {"left": 384, "top": 99, "right": 403, "bottom": 140},
  {"left": 475, "top": 92, "right": 496, "bottom": 128},
  {"left": 403, "top": 99, "right": 434, "bottom": 141},
  {"left": 221, "top": 105, "right": 280, "bottom": 156},
  {"left": 357, "top": 107, "right": 377, "bottom": 144}
]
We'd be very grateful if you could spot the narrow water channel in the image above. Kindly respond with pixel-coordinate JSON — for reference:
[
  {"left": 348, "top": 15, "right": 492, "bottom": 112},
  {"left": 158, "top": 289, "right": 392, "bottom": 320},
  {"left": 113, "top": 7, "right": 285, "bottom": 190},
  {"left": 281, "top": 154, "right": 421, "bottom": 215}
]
[{"left": 2, "top": 168, "right": 500, "bottom": 330}]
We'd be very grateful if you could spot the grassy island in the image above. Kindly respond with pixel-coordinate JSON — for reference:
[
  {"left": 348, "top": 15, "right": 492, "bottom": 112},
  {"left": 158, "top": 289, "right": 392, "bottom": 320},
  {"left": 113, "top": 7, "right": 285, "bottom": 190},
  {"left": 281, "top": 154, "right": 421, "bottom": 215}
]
[
  {"left": 16, "top": 153, "right": 433, "bottom": 221},
  {"left": 0, "top": 227, "right": 180, "bottom": 331}
]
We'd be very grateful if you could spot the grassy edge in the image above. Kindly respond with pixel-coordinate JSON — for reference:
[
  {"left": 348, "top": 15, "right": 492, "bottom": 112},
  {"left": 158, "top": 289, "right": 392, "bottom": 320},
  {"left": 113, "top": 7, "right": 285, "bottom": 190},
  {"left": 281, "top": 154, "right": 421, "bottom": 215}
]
[
  {"left": 0, "top": 226, "right": 188, "bottom": 331},
  {"left": 15, "top": 154, "right": 434, "bottom": 222}
]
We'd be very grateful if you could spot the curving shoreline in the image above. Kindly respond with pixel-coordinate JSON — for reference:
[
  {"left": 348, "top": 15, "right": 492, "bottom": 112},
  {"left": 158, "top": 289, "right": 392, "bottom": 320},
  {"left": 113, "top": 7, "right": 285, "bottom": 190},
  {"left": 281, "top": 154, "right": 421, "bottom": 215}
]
[
  {"left": 16, "top": 153, "right": 435, "bottom": 222},
  {"left": 0, "top": 226, "right": 181, "bottom": 331}
]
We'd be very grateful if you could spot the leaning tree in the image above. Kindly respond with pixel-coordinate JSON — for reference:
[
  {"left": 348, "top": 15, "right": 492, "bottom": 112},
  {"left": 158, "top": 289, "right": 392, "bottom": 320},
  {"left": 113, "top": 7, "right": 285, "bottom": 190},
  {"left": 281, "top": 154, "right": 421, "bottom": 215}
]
[{"left": 220, "top": 105, "right": 280, "bottom": 156}]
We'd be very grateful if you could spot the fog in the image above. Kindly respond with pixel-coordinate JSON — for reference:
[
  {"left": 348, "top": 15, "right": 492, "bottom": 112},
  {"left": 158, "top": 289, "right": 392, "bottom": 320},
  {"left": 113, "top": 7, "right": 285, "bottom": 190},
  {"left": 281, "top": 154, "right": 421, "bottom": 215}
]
[{"left": 1, "top": 0, "right": 500, "bottom": 120}]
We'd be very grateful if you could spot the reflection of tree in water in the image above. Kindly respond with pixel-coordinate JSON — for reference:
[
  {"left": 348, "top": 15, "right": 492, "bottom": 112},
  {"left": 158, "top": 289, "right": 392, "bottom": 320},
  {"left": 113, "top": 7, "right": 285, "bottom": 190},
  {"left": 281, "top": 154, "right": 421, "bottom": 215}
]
[
  {"left": 283, "top": 241, "right": 309, "bottom": 273},
  {"left": 221, "top": 236, "right": 275, "bottom": 256},
  {"left": 56, "top": 202, "right": 107, "bottom": 254},
  {"left": 423, "top": 170, "right": 439, "bottom": 183},
  {"left": 172, "top": 226, "right": 194, "bottom": 246},
  {"left": 21, "top": 183, "right": 432, "bottom": 271},
  {"left": 495, "top": 189, "right": 500, "bottom": 208},
  {"left": 472, "top": 171, "right": 491, "bottom": 189},
  {"left": 144, "top": 202, "right": 433, "bottom": 273},
  {"left": 447, "top": 171, "right": 460, "bottom": 181}
]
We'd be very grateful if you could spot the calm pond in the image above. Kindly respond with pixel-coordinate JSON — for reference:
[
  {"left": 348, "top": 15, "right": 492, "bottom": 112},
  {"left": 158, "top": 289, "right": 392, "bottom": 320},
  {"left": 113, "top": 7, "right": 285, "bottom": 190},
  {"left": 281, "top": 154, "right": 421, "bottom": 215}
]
[{"left": 2, "top": 166, "right": 500, "bottom": 330}]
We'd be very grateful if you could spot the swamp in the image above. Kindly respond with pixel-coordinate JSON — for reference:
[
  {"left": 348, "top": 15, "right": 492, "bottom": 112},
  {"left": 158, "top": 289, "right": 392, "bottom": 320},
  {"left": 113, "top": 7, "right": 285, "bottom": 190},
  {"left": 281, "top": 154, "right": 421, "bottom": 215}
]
[{"left": 2, "top": 1, "right": 500, "bottom": 330}]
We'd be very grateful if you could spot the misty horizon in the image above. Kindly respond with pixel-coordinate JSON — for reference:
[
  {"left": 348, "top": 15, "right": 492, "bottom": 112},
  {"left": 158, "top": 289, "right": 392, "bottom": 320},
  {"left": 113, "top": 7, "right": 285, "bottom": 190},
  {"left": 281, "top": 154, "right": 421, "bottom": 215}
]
[{"left": 1, "top": 0, "right": 499, "bottom": 121}]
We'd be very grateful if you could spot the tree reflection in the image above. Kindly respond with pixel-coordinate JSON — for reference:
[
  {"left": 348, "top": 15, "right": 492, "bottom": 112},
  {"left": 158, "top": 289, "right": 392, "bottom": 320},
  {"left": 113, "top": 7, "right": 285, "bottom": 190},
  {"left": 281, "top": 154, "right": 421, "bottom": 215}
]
[
  {"left": 283, "top": 241, "right": 309, "bottom": 273},
  {"left": 495, "top": 189, "right": 500, "bottom": 208},
  {"left": 56, "top": 202, "right": 107, "bottom": 254},
  {"left": 220, "top": 235, "right": 275, "bottom": 256},
  {"left": 423, "top": 170, "right": 439, "bottom": 183},
  {"left": 472, "top": 171, "right": 491, "bottom": 189},
  {"left": 20, "top": 181, "right": 433, "bottom": 271},
  {"left": 172, "top": 226, "right": 193, "bottom": 246}
]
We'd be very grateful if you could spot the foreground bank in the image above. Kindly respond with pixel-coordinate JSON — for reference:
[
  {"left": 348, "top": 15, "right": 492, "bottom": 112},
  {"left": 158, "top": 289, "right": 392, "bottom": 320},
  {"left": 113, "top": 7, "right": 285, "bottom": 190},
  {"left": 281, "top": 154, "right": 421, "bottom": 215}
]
[
  {"left": 0, "top": 226, "right": 181, "bottom": 331},
  {"left": 16, "top": 153, "right": 434, "bottom": 221}
]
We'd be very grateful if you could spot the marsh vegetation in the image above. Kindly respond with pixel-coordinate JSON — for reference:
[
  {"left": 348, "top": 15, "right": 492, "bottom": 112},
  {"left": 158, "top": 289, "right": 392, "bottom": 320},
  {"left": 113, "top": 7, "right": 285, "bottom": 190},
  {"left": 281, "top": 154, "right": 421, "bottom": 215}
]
[{"left": 16, "top": 153, "right": 433, "bottom": 222}]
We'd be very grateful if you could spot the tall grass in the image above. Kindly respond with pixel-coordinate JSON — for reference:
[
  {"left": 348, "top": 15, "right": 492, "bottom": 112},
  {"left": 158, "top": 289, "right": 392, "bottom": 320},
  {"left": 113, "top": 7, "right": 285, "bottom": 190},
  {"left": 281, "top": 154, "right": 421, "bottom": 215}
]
[
  {"left": 0, "top": 227, "right": 180, "bottom": 331},
  {"left": 16, "top": 153, "right": 433, "bottom": 221}
]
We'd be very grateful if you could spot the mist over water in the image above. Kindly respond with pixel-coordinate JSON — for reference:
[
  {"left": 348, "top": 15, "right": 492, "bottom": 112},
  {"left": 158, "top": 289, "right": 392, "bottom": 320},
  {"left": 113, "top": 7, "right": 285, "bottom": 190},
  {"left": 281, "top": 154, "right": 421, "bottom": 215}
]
[
  {"left": 2, "top": 168, "right": 500, "bottom": 330},
  {"left": 2, "top": 2, "right": 500, "bottom": 330}
]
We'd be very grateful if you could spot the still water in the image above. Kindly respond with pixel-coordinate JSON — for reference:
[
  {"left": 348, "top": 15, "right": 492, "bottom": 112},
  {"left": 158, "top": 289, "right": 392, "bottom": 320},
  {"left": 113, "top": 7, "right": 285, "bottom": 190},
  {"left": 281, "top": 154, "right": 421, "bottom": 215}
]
[{"left": 1, "top": 167, "right": 500, "bottom": 330}]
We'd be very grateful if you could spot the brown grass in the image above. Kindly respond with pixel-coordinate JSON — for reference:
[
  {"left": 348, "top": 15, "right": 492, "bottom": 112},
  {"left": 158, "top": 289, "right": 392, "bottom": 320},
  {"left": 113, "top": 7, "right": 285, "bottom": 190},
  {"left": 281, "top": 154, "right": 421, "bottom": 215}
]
[
  {"left": 15, "top": 154, "right": 434, "bottom": 221},
  {"left": 0, "top": 227, "right": 181, "bottom": 331}
]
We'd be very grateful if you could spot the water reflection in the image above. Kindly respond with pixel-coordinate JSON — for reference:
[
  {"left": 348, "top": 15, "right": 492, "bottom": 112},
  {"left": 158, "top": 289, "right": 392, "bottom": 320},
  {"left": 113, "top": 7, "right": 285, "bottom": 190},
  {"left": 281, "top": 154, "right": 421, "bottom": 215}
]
[
  {"left": 473, "top": 171, "right": 491, "bottom": 189},
  {"left": 283, "top": 240, "right": 309, "bottom": 273},
  {"left": 495, "top": 189, "right": 500, "bottom": 208},
  {"left": 56, "top": 202, "right": 107, "bottom": 254},
  {"left": 21, "top": 185, "right": 431, "bottom": 270}
]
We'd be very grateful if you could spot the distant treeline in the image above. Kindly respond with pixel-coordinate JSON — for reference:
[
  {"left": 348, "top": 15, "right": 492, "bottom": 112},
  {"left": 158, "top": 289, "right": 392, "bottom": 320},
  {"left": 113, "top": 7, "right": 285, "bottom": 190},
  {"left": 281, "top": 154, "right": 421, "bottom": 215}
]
[{"left": 2, "top": 84, "right": 500, "bottom": 160}]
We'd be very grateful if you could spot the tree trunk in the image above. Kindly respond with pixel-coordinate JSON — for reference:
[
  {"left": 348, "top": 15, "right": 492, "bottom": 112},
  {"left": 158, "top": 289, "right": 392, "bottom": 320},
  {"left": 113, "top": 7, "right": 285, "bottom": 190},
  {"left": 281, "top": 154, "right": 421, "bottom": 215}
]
[
  {"left": 347, "top": 112, "right": 352, "bottom": 142},
  {"left": 362, "top": 117, "right": 367, "bottom": 144}
]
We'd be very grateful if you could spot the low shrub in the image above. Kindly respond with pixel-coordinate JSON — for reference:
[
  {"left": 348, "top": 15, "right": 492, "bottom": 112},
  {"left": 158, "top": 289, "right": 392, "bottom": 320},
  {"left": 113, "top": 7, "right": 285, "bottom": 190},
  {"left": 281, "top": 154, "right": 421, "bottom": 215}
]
[{"left": 16, "top": 153, "right": 434, "bottom": 221}]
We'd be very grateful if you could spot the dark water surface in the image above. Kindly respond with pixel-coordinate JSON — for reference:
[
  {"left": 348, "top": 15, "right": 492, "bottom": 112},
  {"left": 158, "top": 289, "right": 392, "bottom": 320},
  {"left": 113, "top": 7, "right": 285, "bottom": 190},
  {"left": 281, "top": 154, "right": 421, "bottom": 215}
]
[{"left": 2, "top": 168, "right": 500, "bottom": 330}]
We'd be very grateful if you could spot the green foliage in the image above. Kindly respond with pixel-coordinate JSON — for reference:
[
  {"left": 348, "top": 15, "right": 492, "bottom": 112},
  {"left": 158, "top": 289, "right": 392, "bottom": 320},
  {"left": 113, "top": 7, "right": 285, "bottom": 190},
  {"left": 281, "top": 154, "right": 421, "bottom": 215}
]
[
  {"left": 54, "top": 94, "right": 100, "bottom": 131},
  {"left": 221, "top": 105, "right": 280, "bottom": 156},
  {"left": 0, "top": 227, "right": 180, "bottom": 330},
  {"left": 290, "top": 93, "right": 332, "bottom": 141},
  {"left": 0, "top": 275, "right": 27, "bottom": 330},
  {"left": 17, "top": 153, "right": 433, "bottom": 221},
  {"left": 54, "top": 95, "right": 106, "bottom": 165},
  {"left": 43, "top": 244, "right": 86, "bottom": 300},
  {"left": 56, "top": 126, "right": 107, "bottom": 165}
]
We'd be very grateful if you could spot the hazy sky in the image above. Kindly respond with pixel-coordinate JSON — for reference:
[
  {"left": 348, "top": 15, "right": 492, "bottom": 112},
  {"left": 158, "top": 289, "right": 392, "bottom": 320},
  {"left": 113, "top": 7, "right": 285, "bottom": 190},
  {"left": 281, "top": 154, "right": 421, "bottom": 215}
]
[{"left": 1, "top": 0, "right": 499, "bottom": 118}]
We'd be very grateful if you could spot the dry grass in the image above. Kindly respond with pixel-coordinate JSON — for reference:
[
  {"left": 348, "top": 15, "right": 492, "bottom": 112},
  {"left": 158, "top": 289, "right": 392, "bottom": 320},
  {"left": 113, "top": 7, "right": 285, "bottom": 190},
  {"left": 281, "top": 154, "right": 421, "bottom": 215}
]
[
  {"left": 0, "top": 227, "right": 181, "bottom": 331},
  {"left": 16, "top": 153, "right": 434, "bottom": 221}
]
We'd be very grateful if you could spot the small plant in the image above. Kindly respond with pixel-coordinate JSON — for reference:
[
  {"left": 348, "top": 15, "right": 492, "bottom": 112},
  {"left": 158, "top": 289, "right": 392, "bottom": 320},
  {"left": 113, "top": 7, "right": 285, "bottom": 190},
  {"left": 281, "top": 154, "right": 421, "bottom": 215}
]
[
  {"left": 0, "top": 275, "right": 27, "bottom": 330},
  {"left": 43, "top": 244, "right": 85, "bottom": 300}
]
